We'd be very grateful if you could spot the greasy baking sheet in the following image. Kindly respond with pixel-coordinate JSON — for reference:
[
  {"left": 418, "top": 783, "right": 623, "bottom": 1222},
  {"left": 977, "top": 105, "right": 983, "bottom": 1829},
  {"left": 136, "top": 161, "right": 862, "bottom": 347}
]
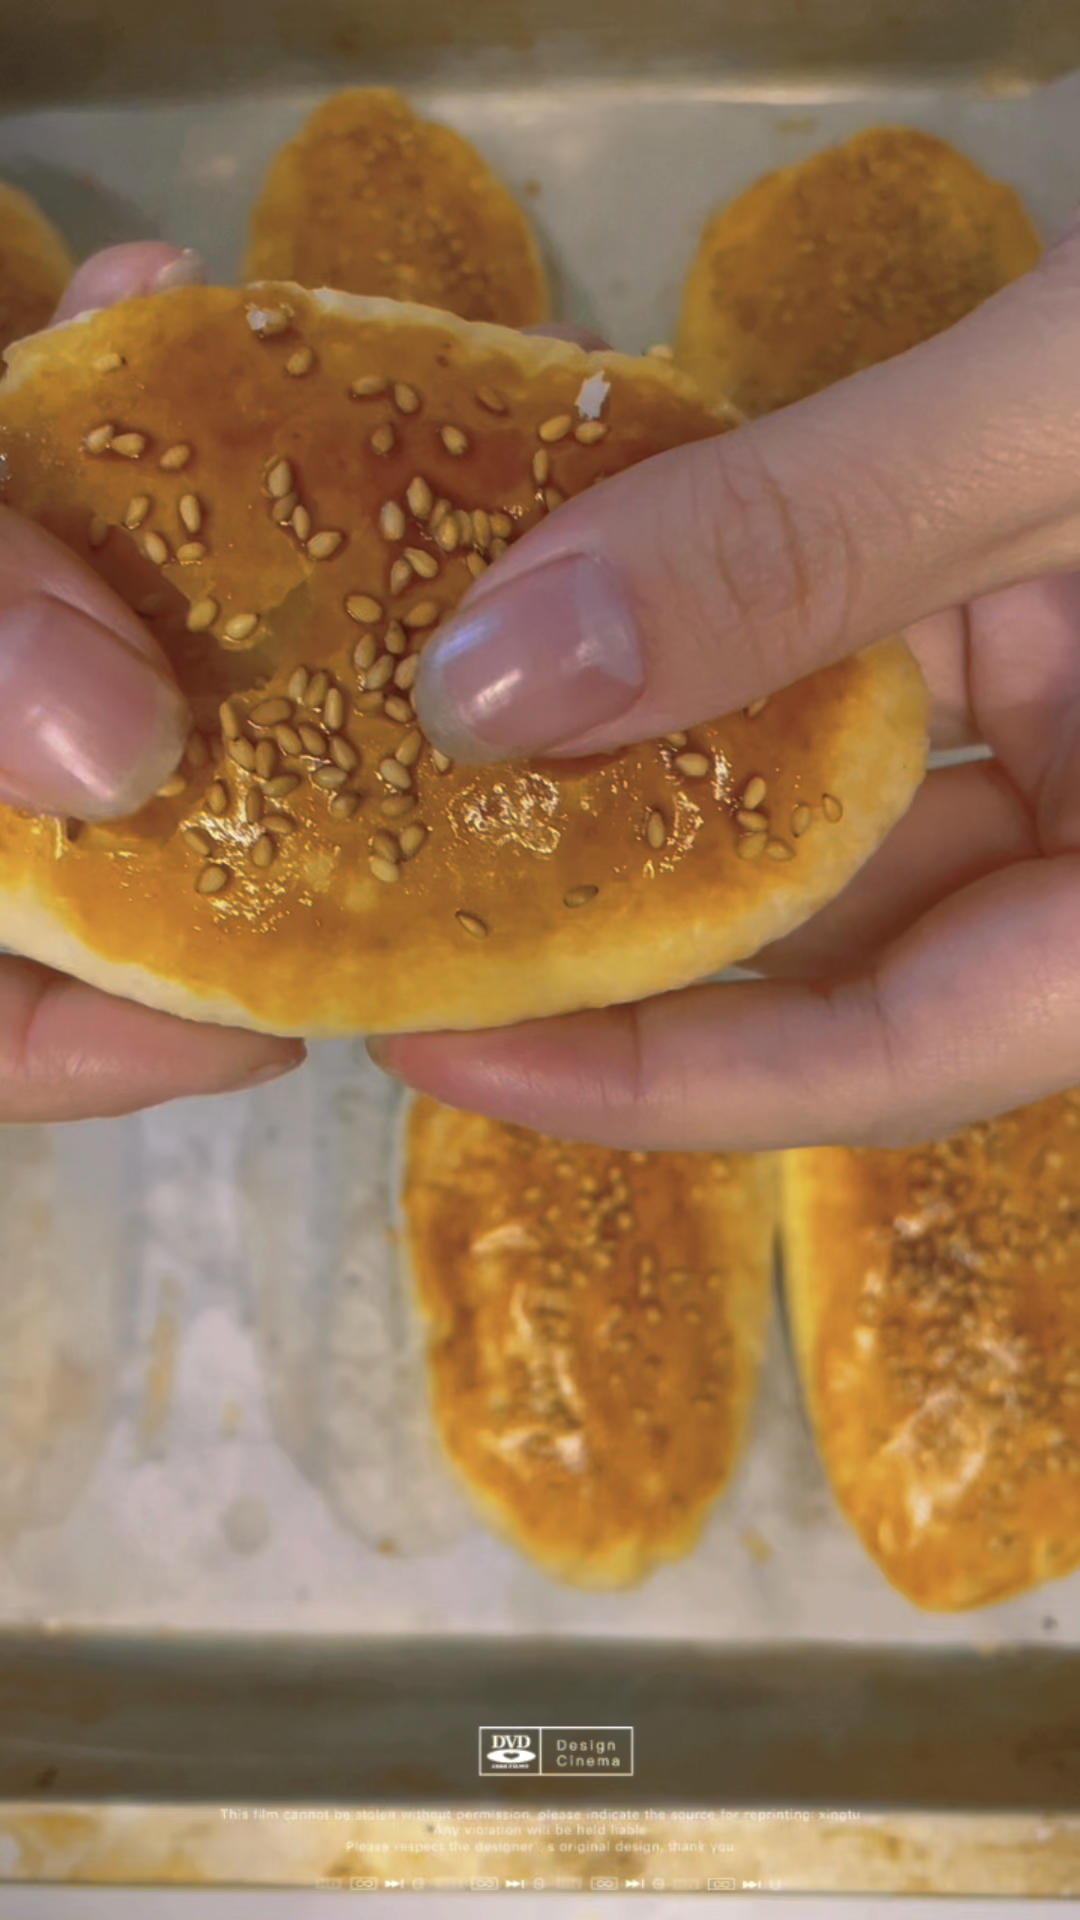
[{"left": 0, "top": 1, "right": 1079, "bottom": 1890}]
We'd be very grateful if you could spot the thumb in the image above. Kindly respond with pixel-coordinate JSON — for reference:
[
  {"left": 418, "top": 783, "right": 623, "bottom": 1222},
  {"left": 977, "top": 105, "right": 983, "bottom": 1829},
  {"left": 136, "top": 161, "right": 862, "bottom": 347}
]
[{"left": 415, "top": 222, "right": 1080, "bottom": 762}]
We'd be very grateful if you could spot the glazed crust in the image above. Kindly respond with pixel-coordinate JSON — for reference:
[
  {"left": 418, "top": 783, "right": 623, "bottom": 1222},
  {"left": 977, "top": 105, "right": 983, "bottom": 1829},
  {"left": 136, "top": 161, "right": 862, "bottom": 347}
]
[
  {"left": 0, "top": 179, "right": 73, "bottom": 353},
  {"left": 0, "top": 284, "right": 927, "bottom": 1036},
  {"left": 403, "top": 1096, "right": 777, "bottom": 1586},
  {"left": 677, "top": 127, "right": 1041, "bottom": 413},
  {"left": 245, "top": 89, "right": 548, "bottom": 328},
  {"left": 782, "top": 1097, "right": 1080, "bottom": 1610}
]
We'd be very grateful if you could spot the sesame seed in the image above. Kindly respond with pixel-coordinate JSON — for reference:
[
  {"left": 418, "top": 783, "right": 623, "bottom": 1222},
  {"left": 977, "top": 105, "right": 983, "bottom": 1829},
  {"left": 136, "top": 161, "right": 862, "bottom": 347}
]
[
  {"left": 381, "top": 793, "right": 416, "bottom": 819},
  {"left": 544, "top": 487, "right": 565, "bottom": 512},
  {"left": 476, "top": 385, "right": 507, "bottom": 413},
  {"left": 244, "top": 788, "right": 263, "bottom": 824},
  {"left": 792, "top": 804, "right": 812, "bottom": 836},
  {"left": 275, "top": 724, "right": 303, "bottom": 755},
  {"left": 124, "top": 495, "right": 150, "bottom": 530},
  {"left": 263, "top": 774, "right": 300, "bottom": 799},
  {"left": 223, "top": 612, "right": 259, "bottom": 643},
  {"left": 288, "top": 667, "right": 310, "bottom": 703},
  {"left": 229, "top": 736, "right": 256, "bottom": 771},
  {"left": 371, "top": 830, "right": 399, "bottom": 863},
  {"left": 564, "top": 884, "right": 599, "bottom": 907},
  {"left": 674, "top": 751, "right": 711, "bottom": 779},
  {"left": 330, "top": 737, "right": 358, "bottom": 771},
  {"left": 93, "top": 350, "right": 124, "bottom": 373},
  {"left": 736, "top": 808, "right": 768, "bottom": 832},
  {"left": 399, "top": 823, "right": 427, "bottom": 858},
  {"left": 404, "top": 546, "right": 439, "bottom": 579},
  {"left": 665, "top": 732, "right": 687, "bottom": 748},
  {"left": 435, "top": 516, "right": 459, "bottom": 553},
  {"left": 159, "top": 443, "right": 191, "bottom": 471},
  {"left": 736, "top": 833, "right": 767, "bottom": 860},
  {"left": 379, "top": 500, "right": 406, "bottom": 541},
  {"left": 178, "top": 493, "right": 202, "bottom": 535},
  {"left": 384, "top": 695, "right": 413, "bottom": 723},
  {"left": 466, "top": 553, "right": 487, "bottom": 579},
  {"left": 430, "top": 498, "right": 451, "bottom": 530},
  {"left": 393, "top": 653, "right": 418, "bottom": 691},
  {"left": 271, "top": 493, "right": 297, "bottom": 524},
  {"left": 185, "top": 732, "right": 209, "bottom": 769},
  {"left": 207, "top": 780, "right": 229, "bottom": 815},
  {"left": 538, "top": 413, "right": 572, "bottom": 443},
  {"left": 176, "top": 541, "right": 206, "bottom": 563},
  {"left": 307, "top": 530, "right": 344, "bottom": 561},
  {"left": 285, "top": 346, "right": 314, "bottom": 377},
  {"left": 404, "top": 600, "right": 438, "bottom": 629},
  {"left": 380, "top": 757, "right": 413, "bottom": 791},
  {"left": 454, "top": 509, "right": 472, "bottom": 544},
  {"left": 313, "top": 764, "right": 349, "bottom": 790},
  {"left": 394, "top": 382, "right": 420, "bottom": 414},
  {"left": 370, "top": 424, "right": 395, "bottom": 455},
  {"left": 250, "top": 697, "right": 293, "bottom": 727},
  {"left": 432, "top": 749, "right": 452, "bottom": 774},
  {"left": 491, "top": 512, "right": 513, "bottom": 539},
  {"left": 390, "top": 558, "right": 413, "bottom": 595},
  {"left": 396, "top": 728, "right": 423, "bottom": 767},
  {"left": 267, "top": 459, "right": 294, "bottom": 499},
  {"left": 323, "top": 687, "right": 345, "bottom": 731},
  {"left": 766, "top": 838, "right": 794, "bottom": 861},
  {"left": 363, "top": 655, "right": 395, "bottom": 691},
  {"left": 144, "top": 531, "right": 169, "bottom": 566},
  {"left": 156, "top": 773, "right": 186, "bottom": 799},
  {"left": 822, "top": 793, "right": 844, "bottom": 823},
  {"left": 307, "top": 668, "right": 331, "bottom": 708},
  {"left": 298, "top": 723, "right": 327, "bottom": 756},
  {"left": 346, "top": 593, "right": 383, "bottom": 624},
  {"left": 353, "top": 633, "right": 377, "bottom": 672},
  {"left": 88, "top": 514, "right": 109, "bottom": 549},
  {"left": 329, "top": 792, "right": 361, "bottom": 819},
  {"left": 291, "top": 505, "right": 312, "bottom": 541},
  {"left": 746, "top": 696, "right": 768, "bottom": 718},
  {"left": 742, "top": 774, "right": 767, "bottom": 809},
  {"left": 254, "top": 740, "right": 277, "bottom": 779},
  {"left": 197, "top": 864, "right": 230, "bottom": 895},
  {"left": 574, "top": 421, "right": 608, "bottom": 444},
  {"left": 384, "top": 621, "right": 407, "bottom": 655},
  {"left": 356, "top": 690, "right": 386, "bottom": 714},
  {"left": 370, "top": 854, "right": 400, "bottom": 884},
  {"left": 440, "top": 425, "right": 469, "bottom": 456},
  {"left": 112, "top": 432, "right": 147, "bottom": 459},
  {"left": 532, "top": 448, "right": 550, "bottom": 485},
  {"left": 184, "top": 827, "right": 213, "bottom": 856},
  {"left": 262, "top": 813, "right": 298, "bottom": 836},
  {"left": 350, "top": 374, "right": 388, "bottom": 398},
  {"left": 456, "top": 910, "right": 488, "bottom": 939},
  {"left": 84, "top": 423, "right": 115, "bottom": 453},
  {"left": 646, "top": 809, "right": 666, "bottom": 850},
  {"left": 648, "top": 342, "right": 674, "bottom": 359},
  {"left": 252, "top": 834, "right": 276, "bottom": 869},
  {"left": 406, "top": 475, "right": 433, "bottom": 519}
]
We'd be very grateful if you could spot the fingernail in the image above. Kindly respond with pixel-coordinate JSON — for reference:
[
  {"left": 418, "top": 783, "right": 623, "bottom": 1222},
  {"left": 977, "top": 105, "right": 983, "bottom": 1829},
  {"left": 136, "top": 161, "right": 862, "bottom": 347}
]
[
  {"left": 365, "top": 1035, "right": 392, "bottom": 1069},
  {"left": 240, "top": 1048, "right": 307, "bottom": 1090},
  {"left": 413, "top": 553, "right": 644, "bottom": 762},
  {"left": 152, "top": 248, "right": 206, "bottom": 293},
  {"left": 0, "top": 594, "right": 189, "bottom": 819}
]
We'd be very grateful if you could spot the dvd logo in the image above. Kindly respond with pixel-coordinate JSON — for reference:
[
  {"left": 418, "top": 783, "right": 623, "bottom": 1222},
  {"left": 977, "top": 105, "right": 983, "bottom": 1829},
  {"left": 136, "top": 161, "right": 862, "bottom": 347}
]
[{"left": 486, "top": 1733, "right": 535, "bottom": 1766}]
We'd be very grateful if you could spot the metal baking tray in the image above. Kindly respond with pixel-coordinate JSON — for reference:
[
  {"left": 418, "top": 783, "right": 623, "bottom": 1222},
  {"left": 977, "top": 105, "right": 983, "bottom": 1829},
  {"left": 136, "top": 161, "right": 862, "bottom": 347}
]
[{"left": 1, "top": 0, "right": 1080, "bottom": 1896}]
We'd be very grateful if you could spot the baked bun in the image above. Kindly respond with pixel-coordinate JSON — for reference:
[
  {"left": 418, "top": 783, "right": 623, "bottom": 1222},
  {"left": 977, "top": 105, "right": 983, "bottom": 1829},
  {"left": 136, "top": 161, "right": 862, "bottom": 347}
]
[
  {"left": 677, "top": 127, "right": 1040, "bottom": 413},
  {"left": 782, "top": 1096, "right": 1080, "bottom": 1610},
  {"left": 0, "top": 284, "right": 927, "bottom": 1037},
  {"left": 246, "top": 89, "right": 548, "bottom": 328},
  {"left": 402, "top": 1095, "right": 776, "bottom": 1586},
  {"left": 0, "top": 179, "right": 73, "bottom": 353}
]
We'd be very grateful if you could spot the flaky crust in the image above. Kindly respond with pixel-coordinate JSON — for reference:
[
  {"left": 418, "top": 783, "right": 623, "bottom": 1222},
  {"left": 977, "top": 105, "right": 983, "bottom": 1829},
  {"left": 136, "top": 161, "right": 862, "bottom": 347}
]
[
  {"left": 0, "top": 284, "right": 927, "bottom": 1036},
  {"left": 677, "top": 127, "right": 1040, "bottom": 413},
  {"left": 245, "top": 89, "right": 548, "bottom": 327},
  {"left": 0, "top": 180, "right": 73, "bottom": 353},
  {"left": 782, "top": 1097, "right": 1080, "bottom": 1610},
  {"left": 402, "top": 1096, "right": 777, "bottom": 1586}
]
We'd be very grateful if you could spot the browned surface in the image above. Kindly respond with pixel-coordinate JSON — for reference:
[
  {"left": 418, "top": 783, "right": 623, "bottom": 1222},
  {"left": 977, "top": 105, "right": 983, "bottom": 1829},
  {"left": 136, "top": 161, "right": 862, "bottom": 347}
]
[
  {"left": 0, "top": 284, "right": 926, "bottom": 1036},
  {"left": 0, "top": 180, "right": 72, "bottom": 352},
  {"left": 246, "top": 89, "right": 548, "bottom": 326},
  {"left": 677, "top": 126, "right": 1041, "bottom": 413},
  {"left": 404, "top": 1097, "right": 776, "bottom": 1586},
  {"left": 783, "top": 1093, "right": 1080, "bottom": 1610}
]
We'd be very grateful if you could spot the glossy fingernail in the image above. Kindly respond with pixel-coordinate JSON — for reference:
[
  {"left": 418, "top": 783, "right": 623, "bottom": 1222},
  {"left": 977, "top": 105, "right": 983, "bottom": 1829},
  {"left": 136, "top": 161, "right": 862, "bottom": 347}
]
[
  {"left": 240, "top": 1048, "right": 307, "bottom": 1090},
  {"left": 0, "top": 594, "right": 189, "bottom": 819},
  {"left": 413, "top": 553, "right": 644, "bottom": 762},
  {"left": 152, "top": 248, "right": 206, "bottom": 293}
]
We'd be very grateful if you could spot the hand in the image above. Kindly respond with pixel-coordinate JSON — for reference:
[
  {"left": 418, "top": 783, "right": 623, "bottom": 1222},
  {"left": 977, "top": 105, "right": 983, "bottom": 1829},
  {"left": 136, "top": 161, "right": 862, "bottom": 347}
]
[
  {"left": 378, "top": 220, "right": 1080, "bottom": 1152},
  {"left": 0, "top": 244, "right": 304, "bottom": 1121}
]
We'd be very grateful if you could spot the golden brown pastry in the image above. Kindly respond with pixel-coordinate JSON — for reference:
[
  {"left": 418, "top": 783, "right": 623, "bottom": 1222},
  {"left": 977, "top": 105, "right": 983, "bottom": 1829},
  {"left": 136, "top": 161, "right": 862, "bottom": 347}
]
[
  {"left": 677, "top": 127, "right": 1040, "bottom": 413},
  {"left": 0, "top": 284, "right": 927, "bottom": 1037},
  {"left": 403, "top": 1096, "right": 777, "bottom": 1586},
  {"left": 0, "top": 180, "right": 72, "bottom": 352},
  {"left": 245, "top": 89, "right": 548, "bottom": 328},
  {"left": 782, "top": 1095, "right": 1080, "bottom": 1610}
]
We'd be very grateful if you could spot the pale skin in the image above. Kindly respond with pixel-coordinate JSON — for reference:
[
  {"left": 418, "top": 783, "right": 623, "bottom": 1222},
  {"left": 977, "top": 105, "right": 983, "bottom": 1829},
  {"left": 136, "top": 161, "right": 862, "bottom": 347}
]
[{"left": 9, "top": 231, "right": 1080, "bottom": 1143}]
